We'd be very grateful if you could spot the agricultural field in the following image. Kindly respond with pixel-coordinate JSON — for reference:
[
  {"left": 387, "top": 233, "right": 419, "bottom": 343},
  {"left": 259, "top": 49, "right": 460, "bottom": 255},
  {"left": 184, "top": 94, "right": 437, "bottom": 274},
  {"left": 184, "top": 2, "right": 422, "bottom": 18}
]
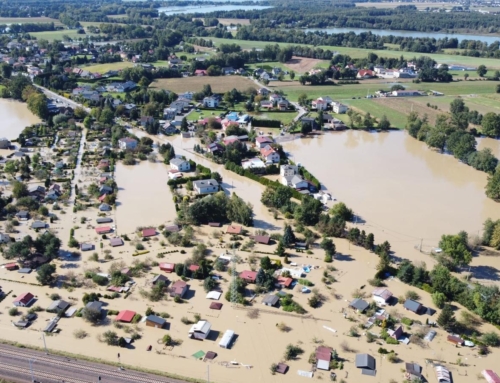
[
  {"left": 207, "top": 37, "right": 500, "bottom": 69},
  {"left": 150, "top": 76, "right": 258, "bottom": 94},
  {"left": 284, "top": 56, "right": 330, "bottom": 74},
  {"left": 81, "top": 62, "right": 134, "bottom": 73},
  {"left": 29, "top": 30, "right": 100, "bottom": 42},
  {"left": 355, "top": 1, "right": 455, "bottom": 8},
  {"left": 0, "top": 17, "right": 63, "bottom": 25}
]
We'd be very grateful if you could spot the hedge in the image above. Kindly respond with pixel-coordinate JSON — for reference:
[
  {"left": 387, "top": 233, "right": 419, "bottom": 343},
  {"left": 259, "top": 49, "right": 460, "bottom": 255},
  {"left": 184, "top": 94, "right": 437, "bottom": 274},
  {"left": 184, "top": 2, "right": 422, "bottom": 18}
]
[
  {"left": 167, "top": 174, "right": 211, "bottom": 186},
  {"left": 252, "top": 118, "right": 281, "bottom": 128}
]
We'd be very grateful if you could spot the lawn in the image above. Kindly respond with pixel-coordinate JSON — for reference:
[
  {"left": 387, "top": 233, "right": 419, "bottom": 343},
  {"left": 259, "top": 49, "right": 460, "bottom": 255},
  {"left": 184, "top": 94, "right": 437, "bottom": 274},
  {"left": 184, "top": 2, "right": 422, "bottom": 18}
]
[
  {"left": 82, "top": 62, "right": 135, "bottom": 73},
  {"left": 257, "top": 111, "right": 298, "bottom": 124},
  {"left": 344, "top": 99, "right": 409, "bottom": 128},
  {"left": 186, "top": 108, "right": 226, "bottom": 122},
  {"left": 207, "top": 37, "right": 500, "bottom": 69},
  {"left": 151, "top": 76, "right": 258, "bottom": 94},
  {"left": 30, "top": 30, "right": 100, "bottom": 42},
  {"left": 0, "top": 17, "right": 63, "bottom": 25}
]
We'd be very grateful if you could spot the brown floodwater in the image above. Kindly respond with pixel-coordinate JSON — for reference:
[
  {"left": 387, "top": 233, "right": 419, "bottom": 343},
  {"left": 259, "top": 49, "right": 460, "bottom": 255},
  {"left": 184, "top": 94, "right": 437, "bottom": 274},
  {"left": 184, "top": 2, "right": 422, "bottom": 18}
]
[
  {"left": 0, "top": 99, "right": 41, "bottom": 139},
  {"left": 115, "top": 161, "right": 178, "bottom": 234},
  {"left": 283, "top": 131, "right": 500, "bottom": 257}
]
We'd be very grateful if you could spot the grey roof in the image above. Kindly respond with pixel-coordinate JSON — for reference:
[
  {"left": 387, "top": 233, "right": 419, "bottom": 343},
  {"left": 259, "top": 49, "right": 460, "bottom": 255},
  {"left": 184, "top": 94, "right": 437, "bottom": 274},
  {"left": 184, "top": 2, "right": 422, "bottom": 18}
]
[
  {"left": 405, "top": 363, "right": 422, "bottom": 377},
  {"left": 193, "top": 179, "right": 219, "bottom": 189},
  {"left": 85, "top": 301, "right": 103, "bottom": 311},
  {"left": 80, "top": 243, "right": 93, "bottom": 251},
  {"left": 47, "top": 300, "right": 70, "bottom": 312},
  {"left": 403, "top": 299, "right": 422, "bottom": 312},
  {"left": 146, "top": 315, "right": 166, "bottom": 326},
  {"left": 96, "top": 217, "right": 113, "bottom": 224},
  {"left": 355, "top": 353, "right": 375, "bottom": 370},
  {"left": 262, "top": 295, "right": 279, "bottom": 306},
  {"left": 350, "top": 298, "right": 370, "bottom": 312},
  {"left": 31, "top": 221, "right": 46, "bottom": 229},
  {"left": 16, "top": 211, "right": 29, "bottom": 218},
  {"left": 109, "top": 237, "right": 123, "bottom": 247},
  {"left": 43, "top": 321, "right": 57, "bottom": 333},
  {"left": 170, "top": 158, "right": 188, "bottom": 166}
]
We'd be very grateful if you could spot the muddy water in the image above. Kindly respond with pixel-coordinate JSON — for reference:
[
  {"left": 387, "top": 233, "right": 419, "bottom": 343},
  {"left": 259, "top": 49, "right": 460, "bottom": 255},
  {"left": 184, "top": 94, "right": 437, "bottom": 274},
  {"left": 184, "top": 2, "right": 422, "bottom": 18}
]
[
  {"left": 128, "top": 128, "right": 281, "bottom": 231},
  {"left": 115, "top": 161, "right": 177, "bottom": 234},
  {"left": 477, "top": 136, "right": 500, "bottom": 158},
  {"left": 0, "top": 99, "right": 41, "bottom": 139},
  {"left": 283, "top": 130, "right": 500, "bottom": 257}
]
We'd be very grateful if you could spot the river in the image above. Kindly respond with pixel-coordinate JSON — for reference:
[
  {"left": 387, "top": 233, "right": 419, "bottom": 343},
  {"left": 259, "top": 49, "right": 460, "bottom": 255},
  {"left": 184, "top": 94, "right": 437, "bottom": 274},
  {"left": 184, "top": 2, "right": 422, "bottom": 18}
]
[
  {"left": 306, "top": 27, "right": 500, "bottom": 45},
  {"left": 158, "top": 4, "right": 271, "bottom": 15},
  {"left": 282, "top": 131, "right": 500, "bottom": 259},
  {"left": 0, "top": 99, "right": 41, "bottom": 140}
]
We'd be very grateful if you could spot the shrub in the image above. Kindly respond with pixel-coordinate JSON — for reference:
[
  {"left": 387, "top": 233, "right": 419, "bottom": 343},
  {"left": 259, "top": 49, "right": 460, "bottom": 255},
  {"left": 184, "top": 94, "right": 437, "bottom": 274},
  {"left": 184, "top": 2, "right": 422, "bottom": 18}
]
[
  {"left": 405, "top": 290, "right": 420, "bottom": 301},
  {"left": 270, "top": 363, "right": 278, "bottom": 375},
  {"left": 132, "top": 314, "right": 142, "bottom": 324},
  {"left": 401, "top": 317, "right": 413, "bottom": 326},
  {"left": 482, "top": 332, "right": 500, "bottom": 347},
  {"left": 386, "top": 352, "right": 399, "bottom": 363},
  {"left": 50, "top": 293, "right": 61, "bottom": 301},
  {"left": 73, "top": 329, "right": 88, "bottom": 339},
  {"left": 136, "top": 243, "right": 145, "bottom": 251},
  {"left": 386, "top": 337, "right": 399, "bottom": 345},
  {"left": 181, "top": 316, "right": 192, "bottom": 325},
  {"left": 9, "top": 307, "right": 19, "bottom": 316}
]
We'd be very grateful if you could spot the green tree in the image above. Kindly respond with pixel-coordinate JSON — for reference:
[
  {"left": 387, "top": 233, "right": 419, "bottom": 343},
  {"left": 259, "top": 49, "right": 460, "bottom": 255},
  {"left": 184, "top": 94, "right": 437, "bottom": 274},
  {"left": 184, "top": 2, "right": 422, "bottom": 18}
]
[
  {"left": 260, "top": 256, "right": 272, "bottom": 270},
  {"left": 203, "top": 277, "right": 217, "bottom": 292},
  {"left": 275, "top": 240, "right": 286, "bottom": 257},
  {"left": 282, "top": 225, "right": 296, "bottom": 247},
  {"left": 297, "top": 93, "right": 307, "bottom": 106},
  {"left": 438, "top": 232, "right": 472, "bottom": 267},
  {"left": 4, "top": 161, "right": 18, "bottom": 176},
  {"left": 481, "top": 112, "right": 500, "bottom": 138},
  {"left": 36, "top": 263, "right": 56, "bottom": 285},
  {"left": 27, "top": 93, "right": 49, "bottom": 120},
  {"left": 1, "top": 63, "right": 12, "bottom": 79},
  {"left": 227, "top": 193, "right": 253, "bottom": 226},
  {"left": 432, "top": 292, "right": 447, "bottom": 308},
  {"left": 363, "top": 113, "right": 374, "bottom": 129},
  {"left": 330, "top": 202, "right": 353, "bottom": 221},
  {"left": 486, "top": 167, "right": 500, "bottom": 201},
  {"left": 437, "top": 304, "right": 456, "bottom": 331},
  {"left": 481, "top": 332, "right": 500, "bottom": 347},
  {"left": 477, "top": 65, "right": 487, "bottom": 77},
  {"left": 364, "top": 233, "right": 375, "bottom": 250},
  {"left": 12, "top": 181, "right": 28, "bottom": 198},
  {"left": 290, "top": 71, "right": 295, "bottom": 80},
  {"left": 378, "top": 115, "right": 390, "bottom": 130},
  {"left": 301, "top": 122, "right": 312, "bottom": 135},
  {"left": 180, "top": 117, "right": 188, "bottom": 132}
]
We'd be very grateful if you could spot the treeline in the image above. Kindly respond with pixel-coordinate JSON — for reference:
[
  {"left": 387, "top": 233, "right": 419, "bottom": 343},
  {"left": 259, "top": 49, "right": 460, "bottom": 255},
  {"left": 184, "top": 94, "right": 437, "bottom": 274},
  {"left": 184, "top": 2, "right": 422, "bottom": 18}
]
[{"left": 0, "top": 22, "right": 57, "bottom": 34}]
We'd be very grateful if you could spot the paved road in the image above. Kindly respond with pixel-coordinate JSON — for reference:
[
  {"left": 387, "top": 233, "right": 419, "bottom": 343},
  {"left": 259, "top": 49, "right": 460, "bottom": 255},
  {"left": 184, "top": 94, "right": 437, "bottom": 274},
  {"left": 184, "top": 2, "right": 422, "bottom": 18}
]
[
  {"left": 0, "top": 343, "right": 188, "bottom": 383},
  {"left": 33, "top": 84, "right": 91, "bottom": 113}
]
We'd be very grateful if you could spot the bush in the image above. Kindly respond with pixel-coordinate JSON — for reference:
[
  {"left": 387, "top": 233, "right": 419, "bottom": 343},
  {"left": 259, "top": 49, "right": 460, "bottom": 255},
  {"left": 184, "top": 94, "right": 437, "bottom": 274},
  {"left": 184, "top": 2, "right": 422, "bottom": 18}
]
[
  {"left": 401, "top": 317, "right": 413, "bottom": 326},
  {"left": 386, "top": 337, "right": 399, "bottom": 345},
  {"left": 73, "top": 329, "right": 88, "bottom": 339},
  {"left": 92, "top": 274, "right": 108, "bottom": 286},
  {"left": 405, "top": 290, "right": 420, "bottom": 301},
  {"left": 136, "top": 243, "right": 145, "bottom": 251},
  {"left": 8, "top": 307, "right": 19, "bottom": 316},
  {"left": 181, "top": 316, "right": 192, "bottom": 325},
  {"left": 132, "top": 314, "right": 142, "bottom": 324},
  {"left": 482, "top": 332, "right": 500, "bottom": 347},
  {"left": 50, "top": 293, "right": 61, "bottom": 301}
]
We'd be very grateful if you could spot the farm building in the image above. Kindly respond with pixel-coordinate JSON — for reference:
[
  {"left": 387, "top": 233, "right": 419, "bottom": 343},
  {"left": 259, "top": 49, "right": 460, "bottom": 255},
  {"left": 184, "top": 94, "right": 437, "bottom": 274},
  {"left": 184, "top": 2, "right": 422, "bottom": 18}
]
[{"left": 219, "top": 329, "right": 235, "bottom": 349}]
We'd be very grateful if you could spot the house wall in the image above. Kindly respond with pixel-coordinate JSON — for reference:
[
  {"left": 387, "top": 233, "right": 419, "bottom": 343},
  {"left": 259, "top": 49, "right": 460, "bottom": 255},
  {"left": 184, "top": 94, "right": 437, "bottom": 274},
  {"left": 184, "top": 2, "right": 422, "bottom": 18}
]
[
  {"left": 373, "top": 296, "right": 386, "bottom": 305},
  {"left": 146, "top": 320, "right": 163, "bottom": 328}
]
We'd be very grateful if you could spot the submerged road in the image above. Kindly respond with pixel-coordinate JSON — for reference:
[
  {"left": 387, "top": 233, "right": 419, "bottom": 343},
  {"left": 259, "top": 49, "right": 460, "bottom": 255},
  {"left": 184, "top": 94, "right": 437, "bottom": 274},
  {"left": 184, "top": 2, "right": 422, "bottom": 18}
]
[{"left": 0, "top": 343, "right": 187, "bottom": 383}]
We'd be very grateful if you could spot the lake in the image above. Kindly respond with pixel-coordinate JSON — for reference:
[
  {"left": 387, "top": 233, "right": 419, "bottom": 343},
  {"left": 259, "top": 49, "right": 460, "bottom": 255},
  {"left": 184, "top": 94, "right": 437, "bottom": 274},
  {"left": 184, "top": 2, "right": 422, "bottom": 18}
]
[
  {"left": 282, "top": 131, "right": 500, "bottom": 258},
  {"left": 306, "top": 27, "right": 500, "bottom": 45},
  {"left": 158, "top": 4, "right": 271, "bottom": 15},
  {"left": 0, "top": 99, "right": 40, "bottom": 140}
]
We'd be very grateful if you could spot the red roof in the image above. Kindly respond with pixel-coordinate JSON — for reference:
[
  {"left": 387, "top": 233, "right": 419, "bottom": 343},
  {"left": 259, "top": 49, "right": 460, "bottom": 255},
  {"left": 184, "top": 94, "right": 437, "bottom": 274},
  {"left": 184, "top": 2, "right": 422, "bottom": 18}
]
[
  {"left": 277, "top": 276, "right": 293, "bottom": 287},
  {"left": 260, "top": 147, "right": 276, "bottom": 157},
  {"left": 483, "top": 370, "right": 500, "bottom": 383},
  {"left": 159, "top": 263, "right": 175, "bottom": 272},
  {"left": 223, "top": 137, "right": 240, "bottom": 145},
  {"left": 240, "top": 270, "right": 257, "bottom": 282},
  {"left": 116, "top": 310, "right": 136, "bottom": 323},
  {"left": 226, "top": 225, "right": 242, "bottom": 234},
  {"left": 142, "top": 228, "right": 156, "bottom": 237},
  {"left": 315, "top": 346, "right": 332, "bottom": 362},
  {"left": 95, "top": 226, "right": 111, "bottom": 234},
  {"left": 358, "top": 69, "right": 375, "bottom": 77},
  {"left": 210, "top": 302, "right": 223, "bottom": 310},
  {"left": 256, "top": 136, "right": 273, "bottom": 144},
  {"left": 188, "top": 264, "right": 200, "bottom": 272},
  {"left": 14, "top": 292, "right": 34, "bottom": 305},
  {"left": 5, "top": 262, "right": 18, "bottom": 270},
  {"left": 98, "top": 194, "right": 106, "bottom": 202}
]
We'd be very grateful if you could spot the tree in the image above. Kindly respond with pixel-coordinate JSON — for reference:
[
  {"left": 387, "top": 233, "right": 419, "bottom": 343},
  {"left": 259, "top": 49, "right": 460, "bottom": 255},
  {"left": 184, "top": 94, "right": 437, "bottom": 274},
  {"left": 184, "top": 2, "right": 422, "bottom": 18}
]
[
  {"left": 294, "top": 195, "right": 323, "bottom": 226},
  {"left": 298, "top": 93, "right": 307, "bottom": 106},
  {"left": 481, "top": 112, "right": 500, "bottom": 138},
  {"left": 497, "top": 84, "right": 500, "bottom": 94},
  {"left": 227, "top": 193, "right": 253, "bottom": 226},
  {"left": 378, "top": 115, "right": 390, "bottom": 130},
  {"left": 1, "top": 63, "right": 12, "bottom": 79},
  {"left": 203, "top": 277, "right": 217, "bottom": 292},
  {"left": 275, "top": 240, "right": 286, "bottom": 257},
  {"left": 282, "top": 225, "right": 296, "bottom": 247},
  {"left": 260, "top": 256, "right": 272, "bottom": 270},
  {"left": 74, "top": 107, "right": 87, "bottom": 119},
  {"left": 464, "top": 73, "right": 469, "bottom": 81},
  {"left": 330, "top": 202, "right": 353, "bottom": 221},
  {"left": 320, "top": 237, "right": 336, "bottom": 258},
  {"left": 301, "top": 122, "right": 312, "bottom": 135},
  {"left": 363, "top": 113, "right": 374, "bottom": 129},
  {"left": 438, "top": 232, "right": 472, "bottom": 268},
  {"left": 468, "top": 148, "right": 498, "bottom": 173},
  {"left": 102, "top": 330, "right": 118, "bottom": 345},
  {"left": 37, "top": 263, "right": 56, "bottom": 285},
  {"left": 290, "top": 71, "right": 295, "bottom": 80},
  {"left": 437, "top": 304, "right": 456, "bottom": 331},
  {"left": 180, "top": 117, "right": 188, "bottom": 132},
  {"left": 364, "top": 233, "right": 375, "bottom": 250},
  {"left": 486, "top": 167, "right": 500, "bottom": 200},
  {"left": 482, "top": 332, "right": 500, "bottom": 347},
  {"left": 477, "top": 65, "right": 487, "bottom": 77},
  {"left": 5, "top": 161, "right": 18, "bottom": 177},
  {"left": 83, "top": 307, "right": 103, "bottom": 325},
  {"left": 432, "top": 292, "right": 447, "bottom": 308}
]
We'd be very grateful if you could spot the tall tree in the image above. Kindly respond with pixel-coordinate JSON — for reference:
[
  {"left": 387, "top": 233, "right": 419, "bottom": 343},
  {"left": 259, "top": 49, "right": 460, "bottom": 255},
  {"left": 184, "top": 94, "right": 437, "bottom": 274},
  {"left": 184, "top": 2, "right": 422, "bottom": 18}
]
[
  {"left": 437, "top": 304, "right": 456, "bottom": 331},
  {"left": 282, "top": 225, "right": 296, "bottom": 247}
]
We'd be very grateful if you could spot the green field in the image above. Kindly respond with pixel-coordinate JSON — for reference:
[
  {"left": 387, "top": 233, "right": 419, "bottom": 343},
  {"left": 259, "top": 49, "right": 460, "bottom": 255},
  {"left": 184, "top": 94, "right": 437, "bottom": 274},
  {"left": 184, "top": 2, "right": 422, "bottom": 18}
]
[
  {"left": 207, "top": 37, "right": 500, "bottom": 69},
  {"left": 30, "top": 30, "right": 100, "bottom": 42},
  {"left": 257, "top": 111, "right": 298, "bottom": 124},
  {"left": 0, "top": 17, "right": 63, "bottom": 25},
  {"left": 82, "top": 62, "right": 135, "bottom": 73},
  {"left": 344, "top": 99, "right": 409, "bottom": 128}
]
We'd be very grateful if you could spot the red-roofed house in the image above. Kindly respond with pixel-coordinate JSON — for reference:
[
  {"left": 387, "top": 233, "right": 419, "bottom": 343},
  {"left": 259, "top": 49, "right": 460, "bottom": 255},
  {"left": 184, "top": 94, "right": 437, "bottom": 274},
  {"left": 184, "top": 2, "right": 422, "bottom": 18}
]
[
  {"left": 170, "top": 280, "right": 188, "bottom": 298},
  {"left": 223, "top": 136, "right": 240, "bottom": 145},
  {"left": 240, "top": 270, "right": 257, "bottom": 283},
  {"left": 226, "top": 225, "right": 242, "bottom": 234},
  {"left": 189, "top": 264, "right": 200, "bottom": 272},
  {"left": 13, "top": 292, "right": 35, "bottom": 307},
  {"left": 96, "top": 226, "right": 112, "bottom": 234},
  {"left": 277, "top": 276, "right": 293, "bottom": 288},
  {"left": 116, "top": 310, "right": 136, "bottom": 323},
  {"left": 142, "top": 228, "right": 156, "bottom": 237},
  {"left": 98, "top": 159, "right": 110, "bottom": 169},
  {"left": 357, "top": 69, "right": 376, "bottom": 79},
  {"left": 195, "top": 69, "right": 208, "bottom": 76},
  {"left": 5, "top": 262, "right": 18, "bottom": 271},
  {"left": 312, "top": 98, "right": 328, "bottom": 111},
  {"left": 255, "top": 136, "right": 273, "bottom": 149},
  {"left": 260, "top": 146, "right": 280, "bottom": 164},
  {"left": 159, "top": 263, "right": 175, "bottom": 273}
]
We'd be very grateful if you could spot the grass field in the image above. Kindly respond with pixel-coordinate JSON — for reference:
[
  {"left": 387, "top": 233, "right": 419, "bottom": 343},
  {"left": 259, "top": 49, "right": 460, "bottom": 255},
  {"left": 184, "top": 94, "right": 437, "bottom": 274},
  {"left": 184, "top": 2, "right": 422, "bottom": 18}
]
[
  {"left": 258, "top": 111, "right": 298, "bottom": 124},
  {"left": 0, "top": 17, "right": 63, "bottom": 25},
  {"left": 151, "top": 76, "right": 258, "bottom": 94},
  {"left": 30, "top": 30, "right": 100, "bottom": 41},
  {"left": 82, "top": 62, "right": 134, "bottom": 73},
  {"left": 344, "top": 99, "right": 409, "bottom": 128},
  {"left": 355, "top": 2, "right": 454, "bottom": 9},
  {"left": 207, "top": 37, "right": 500, "bottom": 69}
]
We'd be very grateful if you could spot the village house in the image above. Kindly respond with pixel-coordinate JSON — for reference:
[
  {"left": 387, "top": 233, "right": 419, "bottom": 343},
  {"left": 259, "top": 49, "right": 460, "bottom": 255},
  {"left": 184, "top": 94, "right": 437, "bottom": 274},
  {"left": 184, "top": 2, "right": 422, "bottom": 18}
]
[
  {"left": 447, "top": 335, "right": 464, "bottom": 346},
  {"left": 163, "top": 107, "right": 178, "bottom": 120},
  {"left": 372, "top": 288, "right": 393, "bottom": 305},
  {"left": 109, "top": 237, "right": 124, "bottom": 247},
  {"left": 222, "top": 67, "right": 235, "bottom": 75},
  {"left": 142, "top": 228, "right": 156, "bottom": 237},
  {"left": 13, "top": 292, "right": 35, "bottom": 307},
  {"left": 255, "top": 136, "right": 274, "bottom": 149},
  {"left": 219, "top": 329, "right": 235, "bottom": 349},
  {"left": 403, "top": 299, "right": 423, "bottom": 314},
  {"left": 260, "top": 100, "right": 274, "bottom": 109},
  {"left": 151, "top": 274, "right": 169, "bottom": 286},
  {"left": 332, "top": 102, "right": 348, "bottom": 114},
  {"left": 281, "top": 174, "right": 308, "bottom": 189},
  {"left": 170, "top": 280, "right": 188, "bottom": 298},
  {"left": 116, "top": 310, "right": 136, "bottom": 323},
  {"left": 356, "top": 69, "right": 376, "bottom": 79},
  {"left": 240, "top": 270, "right": 257, "bottom": 283},
  {"left": 0, "top": 138, "right": 11, "bottom": 149},
  {"left": 405, "top": 363, "right": 423, "bottom": 381},
  {"left": 262, "top": 294, "right": 279, "bottom": 307},
  {"left": 280, "top": 164, "right": 299, "bottom": 177},
  {"left": 226, "top": 225, "right": 242, "bottom": 235},
  {"left": 47, "top": 300, "right": 70, "bottom": 313},
  {"left": 260, "top": 145, "right": 280, "bottom": 164},
  {"left": 99, "top": 203, "right": 111, "bottom": 212},
  {"left": 194, "top": 69, "right": 208, "bottom": 76},
  {"left": 392, "top": 90, "right": 424, "bottom": 97},
  {"left": 203, "top": 96, "right": 219, "bottom": 108},
  {"left": 276, "top": 276, "right": 293, "bottom": 288},
  {"left": 300, "top": 116, "right": 320, "bottom": 131},
  {"left": 316, "top": 346, "right": 332, "bottom": 371},
  {"left": 189, "top": 320, "right": 212, "bottom": 340},
  {"left": 145, "top": 315, "right": 166, "bottom": 328},
  {"left": 140, "top": 116, "right": 154, "bottom": 127},
  {"left": 118, "top": 137, "right": 138, "bottom": 150},
  {"left": 170, "top": 158, "right": 190, "bottom": 172},
  {"left": 312, "top": 98, "right": 328, "bottom": 111},
  {"left": 269, "top": 93, "right": 283, "bottom": 104},
  {"left": 277, "top": 100, "right": 289, "bottom": 111},
  {"left": 163, "top": 123, "right": 178, "bottom": 135},
  {"left": 193, "top": 179, "right": 219, "bottom": 195},
  {"left": 159, "top": 263, "right": 175, "bottom": 273},
  {"left": 242, "top": 158, "right": 266, "bottom": 170},
  {"left": 258, "top": 88, "right": 269, "bottom": 96},
  {"left": 482, "top": 370, "right": 500, "bottom": 383},
  {"left": 15, "top": 211, "right": 29, "bottom": 221},
  {"left": 349, "top": 298, "right": 370, "bottom": 313}
]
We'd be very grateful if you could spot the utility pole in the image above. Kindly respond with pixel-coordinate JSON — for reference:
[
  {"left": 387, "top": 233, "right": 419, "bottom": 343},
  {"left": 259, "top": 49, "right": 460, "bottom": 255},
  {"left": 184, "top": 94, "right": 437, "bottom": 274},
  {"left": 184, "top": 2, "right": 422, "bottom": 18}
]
[
  {"left": 419, "top": 238, "right": 423, "bottom": 252},
  {"left": 29, "top": 359, "right": 34, "bottom": 383},
  {"left": 207, "top": 365, "right": 210, "bottom": 383}
]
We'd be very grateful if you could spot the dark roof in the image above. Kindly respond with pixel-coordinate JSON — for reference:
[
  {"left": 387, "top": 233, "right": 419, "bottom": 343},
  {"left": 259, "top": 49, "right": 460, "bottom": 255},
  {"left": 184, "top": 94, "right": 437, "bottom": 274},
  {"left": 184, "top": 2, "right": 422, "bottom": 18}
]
[
  {"left": 44, "top": 321, "right": 57, "bottom": 332},
  {"left": 404, "top": 299, "right": 422, "bottom": 313},
  {"left": 262, "top": 294, "right": 279, "bottom": 306},
  {"left": 252, "top": 235, "right": 270, "bottom": 244},
  {"left": 210, "top": 302, "right": 223, "bottom": 310},
  {"left": 85, "top": 301, "right": 103, "bottom": 311},
  {"left": 276, "top": 363, "right": 289, "bottom": 374},
  {"left": 109, "top": 237, "right": 124, "bottom": 247},
  {"left": 350, "top": 298, "right": 370, "bottom": 312},
  {"left": 31, "top": 221, "right": 46, "bottom": 229},
  {"left": 355, "top": 354, "right": 376, "bottom": 370},
  {"left": 96, "top": 217, "right": 113, "bottom": 224},
  {"left": 81, "top": 243, "right": 93, "bottom": 251},
  {"left": 48, "top": 300, "right": 70, "bottom": 312},
  {"left": 205, "top": 351, "right": 217, "bottom": 360},
  {"left": 405, "top": 363, "right": 422, "bottom": 377},
  {"left": 152, "top": 274, "right": 169, "bottom": 285},
  {"left": 146, "top": 315, "right": 166, "bottom": 326}
]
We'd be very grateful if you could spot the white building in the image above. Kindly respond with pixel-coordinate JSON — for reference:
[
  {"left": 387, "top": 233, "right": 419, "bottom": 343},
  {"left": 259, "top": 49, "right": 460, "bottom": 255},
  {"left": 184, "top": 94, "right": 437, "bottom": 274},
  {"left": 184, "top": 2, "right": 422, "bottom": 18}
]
[
  {"left": 193, "top": 179, "right": 219, "bottom": 195},
  {"left": 203, "top": 96, "right": 219, "bottom": 108},
  {"left": 170, "top": 158, "right": 190, "bottom": 172},
  {"left": 281, "top": 175, "right": 308, "bottom": 189},
  {"left": 189, "top": 320, "right": 212, "bottom": 340},
  {"left": 219, "top": 329, "right": 235, "bottom": 349},
  {"left": 118, "top": 137, "right": 138, "bottom": 150},
  {"left": 332, "top": 102, "right": 348, "bottom": 114},
  {"left": 280, "top": 164, "right": 298, "bottom": 177},
  {"left": 311, "top": 98, "right": 328, "bottom": 111}
]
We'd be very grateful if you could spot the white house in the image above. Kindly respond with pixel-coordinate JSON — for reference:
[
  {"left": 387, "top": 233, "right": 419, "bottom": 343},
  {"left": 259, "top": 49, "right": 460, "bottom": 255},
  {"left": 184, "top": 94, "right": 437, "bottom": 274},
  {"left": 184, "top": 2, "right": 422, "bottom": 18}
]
[
  {"left": 242, "top": 158, "right": 266, "bottom": 170},
  {"left": 372, "top": 288, "right": 393, "bottom": 305},
  {"left": 260, "top": 146, "right": 280, "bottom": 164},
  {"left": 193, "top": 179, "right": 219, "bottom": 195},
  {"left": 255, "top": 136, "right": 274, "bottom": 149},
  {"left": 332, "top": 102, "right": 348, "bottom": 114},
  {"left": 203, "top": 96, "right": 219, "bottom": 108},
  {"left": 118, "top": 137, "right": 138, "bottom": 150},
  {"left": 281, "top": 174, "right": 308, "bottom": 189},
  {"left": 163, "top": 107, "right": 177, "bottom": 120},
  {"left": 312, "top": 98, "right": 328, "bottom": 111},
  {"left": 269, "top": 94, "right": 283, "bottom": 103},
  {"left": 170, "top": 158, "right": 190, "bottom": 172},
  {"left": 280, "top": 164, "right": 298, "bottom": 177},
  {"left": 189, "top": 320, "right": 212, "bottom": 340}
]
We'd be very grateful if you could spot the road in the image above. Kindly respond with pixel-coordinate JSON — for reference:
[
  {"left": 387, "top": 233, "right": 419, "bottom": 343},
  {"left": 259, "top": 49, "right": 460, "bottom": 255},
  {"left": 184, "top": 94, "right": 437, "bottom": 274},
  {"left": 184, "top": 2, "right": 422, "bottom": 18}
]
[
  {"left": 0, "top": 343, "right": 189, "bottom": 383},
  {"left": 33, "top": 84, "right": 91, "bottom": 114}
]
